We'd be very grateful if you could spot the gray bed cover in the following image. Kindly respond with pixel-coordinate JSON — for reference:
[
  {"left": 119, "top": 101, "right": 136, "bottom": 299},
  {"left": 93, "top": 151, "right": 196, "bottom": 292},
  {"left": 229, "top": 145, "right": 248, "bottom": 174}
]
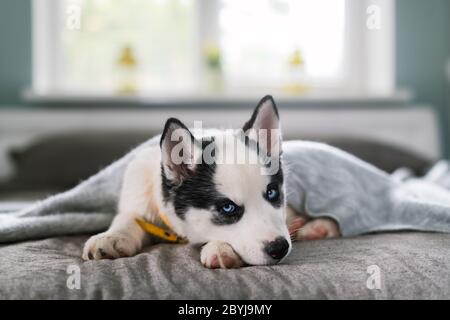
[{"left": 1, "top": 232, "right": 449, "bottom": 299}]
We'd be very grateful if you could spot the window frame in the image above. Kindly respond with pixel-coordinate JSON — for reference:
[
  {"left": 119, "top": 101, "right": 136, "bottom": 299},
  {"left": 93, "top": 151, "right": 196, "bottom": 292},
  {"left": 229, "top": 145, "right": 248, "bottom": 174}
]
[
  {"left": 32, "top": 0, "right": 65, "bottom": 95},
  {"left": 31, "top": 0, "right": 396, "bottom": 98}
]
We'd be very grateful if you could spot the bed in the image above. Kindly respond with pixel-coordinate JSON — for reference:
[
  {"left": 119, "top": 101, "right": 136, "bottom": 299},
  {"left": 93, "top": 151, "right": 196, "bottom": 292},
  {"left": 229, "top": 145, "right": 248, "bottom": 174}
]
[
  {"left": 1, "top": 130, "right": 449, "bottom": 299},
  {"left": 1, "top": 231, "right": 449, "bottom": 299}
]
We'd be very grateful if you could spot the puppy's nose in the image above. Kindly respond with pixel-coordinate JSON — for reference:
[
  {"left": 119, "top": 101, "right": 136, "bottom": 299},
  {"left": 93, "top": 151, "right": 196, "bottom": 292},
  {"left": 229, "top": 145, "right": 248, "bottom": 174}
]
[{"left": 264, "top": 237, "right": 289, "bottom": 260}]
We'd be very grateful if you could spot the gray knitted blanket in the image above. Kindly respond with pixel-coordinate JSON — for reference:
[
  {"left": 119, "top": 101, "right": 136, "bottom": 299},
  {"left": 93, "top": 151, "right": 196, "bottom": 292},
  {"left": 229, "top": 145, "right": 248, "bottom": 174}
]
[{"left": 1, "top": 135, "right": 450, "bottom": 243}]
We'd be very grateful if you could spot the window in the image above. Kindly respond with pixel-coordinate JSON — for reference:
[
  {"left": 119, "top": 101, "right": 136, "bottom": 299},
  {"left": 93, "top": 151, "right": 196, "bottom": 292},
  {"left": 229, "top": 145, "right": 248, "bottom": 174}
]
[
  {"left": 32, "top": 0, "right": 395, "bottom": 98},
  {"left": 219, "top": 0, "right": 346, "bottom": 88},
  {"left": 62, "top": 0, "right": 196, "bottom": 93}
]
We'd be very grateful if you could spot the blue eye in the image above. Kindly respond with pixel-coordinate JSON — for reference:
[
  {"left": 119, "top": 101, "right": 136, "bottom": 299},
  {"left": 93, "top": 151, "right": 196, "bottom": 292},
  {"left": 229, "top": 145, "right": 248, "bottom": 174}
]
[
  {"left": 267, "top": 188, "right": 279, "bottom": 202},
  {"left": 221, "top": 203, "right": 236, "bottom": 214}
]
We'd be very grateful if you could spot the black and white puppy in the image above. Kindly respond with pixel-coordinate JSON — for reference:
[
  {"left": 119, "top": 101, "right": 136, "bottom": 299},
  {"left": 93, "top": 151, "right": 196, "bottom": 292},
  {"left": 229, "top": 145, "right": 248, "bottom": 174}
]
[{"left": 82, "top": 96, "right": 339, "bottom": 268}]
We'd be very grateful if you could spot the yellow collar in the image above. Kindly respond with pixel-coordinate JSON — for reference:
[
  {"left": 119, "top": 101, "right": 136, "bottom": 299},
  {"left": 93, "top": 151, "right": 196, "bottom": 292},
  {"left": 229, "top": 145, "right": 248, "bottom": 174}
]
[{"left": 135, "top": 210, "right": 187, "bottom": 244}]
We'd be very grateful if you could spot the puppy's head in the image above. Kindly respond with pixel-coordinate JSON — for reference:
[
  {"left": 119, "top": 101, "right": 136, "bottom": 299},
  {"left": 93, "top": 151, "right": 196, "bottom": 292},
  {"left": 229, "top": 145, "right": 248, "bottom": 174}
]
[{"left": 160, "top": 95, "right": 291, "bottom": 265}]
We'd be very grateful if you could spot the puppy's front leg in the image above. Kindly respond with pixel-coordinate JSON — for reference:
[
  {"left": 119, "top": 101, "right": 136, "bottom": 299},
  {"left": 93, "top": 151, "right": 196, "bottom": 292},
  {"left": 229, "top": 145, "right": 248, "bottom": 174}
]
[
  {"left": 83, "top": 151, "right": 157, "bottom": 260},
  {"left": 286, "top": 205, "right": 341, "bottom": 241},
  {"left": 82, "top": 212, "right": 147, "bottom": 260},
  {"left": 201, "top": 241, "right": 244, "bottom": 269},
  {"left": 295, "top": 218, "right": 341, "bottom": 240}
]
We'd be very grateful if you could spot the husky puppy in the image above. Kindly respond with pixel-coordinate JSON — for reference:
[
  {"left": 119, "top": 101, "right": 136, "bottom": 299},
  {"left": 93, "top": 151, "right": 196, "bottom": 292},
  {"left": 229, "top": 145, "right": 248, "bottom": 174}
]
[{"left": 82, "top": 96, "right": 338, "bottom": 268}]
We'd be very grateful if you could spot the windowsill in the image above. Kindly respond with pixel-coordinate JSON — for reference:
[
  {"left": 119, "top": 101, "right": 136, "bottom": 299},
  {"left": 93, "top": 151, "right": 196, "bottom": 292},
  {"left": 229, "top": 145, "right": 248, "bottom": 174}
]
[{"left": 21, "top": 88, "right": 413, "bottom": 108}]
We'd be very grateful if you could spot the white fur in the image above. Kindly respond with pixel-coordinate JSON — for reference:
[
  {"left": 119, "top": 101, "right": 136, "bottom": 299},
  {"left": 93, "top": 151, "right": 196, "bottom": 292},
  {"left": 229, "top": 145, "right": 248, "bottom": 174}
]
[
  {"left": 83, "top": 129, "right": 291, "bottom": 266},
  {"left": 82, "top": 97, "right": 331, "bottom": 267},
  {"left": 200, "top": 241, "right": 243, "bottom": 268}
]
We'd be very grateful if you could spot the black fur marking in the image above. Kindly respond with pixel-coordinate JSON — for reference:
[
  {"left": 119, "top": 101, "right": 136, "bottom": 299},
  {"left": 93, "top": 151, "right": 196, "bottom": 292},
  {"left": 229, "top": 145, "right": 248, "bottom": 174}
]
[
  {"left": 241, "top": 95, "right": 281, "bottom": 160},
  {"left": 160, "top": 117, "right": 195, "bottom": 147},
  {"left": 212, "top": 199, "right": 245, "bottom": 225},
  {"left": 242, "top": 95, "right": 279, "bottom": 133},
  {"left": 161, "top": 123, "right": 285, "bottom": 223},
  {"left": 161, "top": 138, "right": 247, "bottom": 225},
  {"left": 263, "top": 161, "right": 284, "bottom": 208},
  {"left": 160, "top": 118, "right": 203, "bottom": 182},
  {"left": 242, "top": 134, "right": 260, "bottom": 156},
  {"left": 161, "top": 139, "right": 218, "bottom": 216}
]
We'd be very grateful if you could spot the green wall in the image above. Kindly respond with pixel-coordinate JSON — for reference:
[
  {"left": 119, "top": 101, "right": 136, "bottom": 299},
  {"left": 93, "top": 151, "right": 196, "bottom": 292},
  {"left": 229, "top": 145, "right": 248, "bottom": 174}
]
[
  {"left": 396, "top": 0, "right": 450, "bottom": 110},
  {"left": 396, "top": 0, "right": 450, "bottom": 155},
  {"left": 0, "top": 0, "right": 31, "bottom": 105},
  {"left": 0, "top": 0, "right": 449, "bottom": 114}
]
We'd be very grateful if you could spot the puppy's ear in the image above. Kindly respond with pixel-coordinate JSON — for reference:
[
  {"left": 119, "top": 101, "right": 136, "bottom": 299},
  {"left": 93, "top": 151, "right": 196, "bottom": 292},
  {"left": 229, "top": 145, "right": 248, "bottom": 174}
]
[
  {"left": 243, "top": 95, "right": 281, "bottom": 156},
  {"left": 160, "top": 118, "right": 201, "bottom": 184}
]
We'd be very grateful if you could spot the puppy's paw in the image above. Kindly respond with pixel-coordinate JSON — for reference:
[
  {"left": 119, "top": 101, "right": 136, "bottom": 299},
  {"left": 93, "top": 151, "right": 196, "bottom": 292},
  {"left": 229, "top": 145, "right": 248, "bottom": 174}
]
[
  {"left": 295, "top": 218, "right": 341, "bottom": 241},
  {"left": 200, "top": 241, "right": 244, "bottom": 269},
  {"left": 288, "top": 217, "right": 307, "bottom": 238},
  {"left": 82, "top": 231, "right": 141, "bottom": 260}
]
